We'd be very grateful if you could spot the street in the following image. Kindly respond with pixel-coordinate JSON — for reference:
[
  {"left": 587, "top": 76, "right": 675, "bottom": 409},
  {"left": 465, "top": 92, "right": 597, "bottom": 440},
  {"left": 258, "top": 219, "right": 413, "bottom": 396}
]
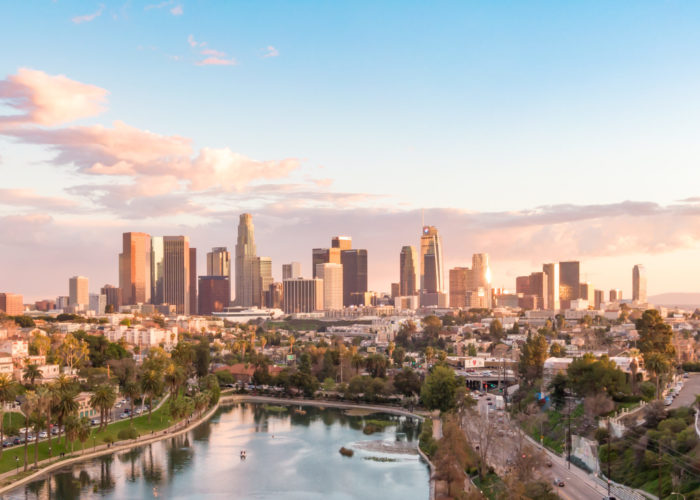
[{"left": 669, "top": 373, "right": 700, "bottom": 409}]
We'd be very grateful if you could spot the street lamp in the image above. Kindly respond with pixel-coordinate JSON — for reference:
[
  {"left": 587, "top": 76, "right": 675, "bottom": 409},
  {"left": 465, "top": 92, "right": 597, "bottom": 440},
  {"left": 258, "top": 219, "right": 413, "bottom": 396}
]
[
  {"left": 92, "top": 434, "right": 96, "bottom": 452},
  {"left": 15, "top": 456, "right": 19, "bottom": 473}
]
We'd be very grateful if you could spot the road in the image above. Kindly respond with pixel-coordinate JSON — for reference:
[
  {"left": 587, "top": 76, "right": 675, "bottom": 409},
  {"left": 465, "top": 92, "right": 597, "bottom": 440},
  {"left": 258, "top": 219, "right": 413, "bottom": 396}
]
[
  {"left": 464, "top": 396, "right": 610, "bottom": 500},
  {"left": 670, "top": 373, "right": 700, "bottom": 409}
]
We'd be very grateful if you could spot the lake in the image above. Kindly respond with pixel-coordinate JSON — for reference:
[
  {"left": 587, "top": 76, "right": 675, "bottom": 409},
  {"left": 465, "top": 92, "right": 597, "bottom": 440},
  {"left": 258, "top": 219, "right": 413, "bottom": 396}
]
[{"left": 1, "top": 402, "right": 430, "bottom": 499}]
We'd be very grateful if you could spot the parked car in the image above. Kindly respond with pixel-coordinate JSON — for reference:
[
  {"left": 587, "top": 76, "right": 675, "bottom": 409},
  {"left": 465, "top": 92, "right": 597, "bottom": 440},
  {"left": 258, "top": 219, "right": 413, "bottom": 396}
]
[
  {"left": 38, "top": 431, "right": 48, "bottom": 439},
  {"left": 553, "top": 478, "right": 565, "bottom": 487},
  {"left": 546, "top": 459, "right": 553, "bottom": 467},
  {"left": 3, "top": 440, "right": 12, "bottom": 448},
  {"left": 119, "top": 413, "right": 129, "bottom": 419},
  {"left": 12, "top": 437, "right": 21, "bottom": 445}
]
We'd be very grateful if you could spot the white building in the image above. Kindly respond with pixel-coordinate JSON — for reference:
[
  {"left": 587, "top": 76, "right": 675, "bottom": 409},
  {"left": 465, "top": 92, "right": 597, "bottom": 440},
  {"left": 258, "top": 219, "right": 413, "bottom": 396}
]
[
  {"left": 316, "top": 263, "right": 343, "bottom": 311},
  {"left": 103, "top": 326, "right": 178, "bottom": 349}
]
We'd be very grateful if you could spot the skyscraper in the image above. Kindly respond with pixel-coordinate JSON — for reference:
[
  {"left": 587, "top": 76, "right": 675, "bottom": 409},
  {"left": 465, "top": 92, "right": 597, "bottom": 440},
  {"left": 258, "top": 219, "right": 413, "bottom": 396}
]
[
  {"left": 235, "top": 214, "right": 257, "bottom": 307},
  {"left": 282, "top": 262, "right": 302, "bottom": 280},
  {"left": 207, "top": 247, "right": 231, "bottom": 277},
  {"left": 420, "top": 226, "right": 444, "bottom": 294},
  {"left": 162, "top": 236, "right": 190, "bottom": 314},
  {"left": 316, "top": 263, "right": 343, "bottom": 310},
  {"left": 69, "top": 276, "right": 89, "bottom": 309},
  {"left": 559, "top": 261, "right": 580, "bottom": 309},
  {"left": 542, "top": 263, "right": 560, "bottom": 310},
  {"left": 610, "top": 289, "right": 622, "bottom": 302},
  {"left": 528, "top": 272, "right": 547, "bottom": 309},
  {"left": 341, "top": 249, "right": 367, "bottom": 306},
  {"left": 189, "top": 247, "right": 197, "bottom": 315},
  {"left": 579, "top": 282, "right": 594, "bottom": 307},
  {"left": 0, "top": 293, "right": 23, "bottom": 316},
  {"left": 283, "top": 278, "right": 323, "bottom": 313},
  {"left": 399, "top": 245, "right": 418, "bottom": 296},
  {"left": 254, "top": 257, "right": 273, "bottom": 307},
  {"left": 119, "top": 232, "right": 151, "bottom": 306},
  {"left": 594, "top": 289, "right": 605, "bottom": 309},
  {"left": 332, "top": 236, "right": 352, "bottom": 250},
  {"left": 471, "top": 254, "right": 491, "bottom": 307},
  {"left": 198, "top": 276, "right": 230, "bottom": 315},
  {"left": 633, "top": 265, "right": 647, "bottom": 303},
  {"left": 150, "top": 236, "right": 166, "bottom": 305},
  {"left": 100, "top": 284, "right": 121, "bottom": 311},
  {"left": 312, "top": 248, "right": 341, "bottom": 278}
]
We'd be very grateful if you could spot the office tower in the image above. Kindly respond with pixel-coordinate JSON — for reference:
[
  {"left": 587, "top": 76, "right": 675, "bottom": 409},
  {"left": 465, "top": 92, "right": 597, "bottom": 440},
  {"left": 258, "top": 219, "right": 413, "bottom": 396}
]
[
  {"left": 312, "top": 248, "right": 341, "bottom": 278},
  {"left": 332, "top": 236, "right": 352, "bottom": 250},
  {"left": 69, "top": 276, "right": 89, "bottom": 309},
  {"left": 118, "top": 232, "right": 151, "bottom": 306},
  {"left": 542, "top": 263, "right": 560, "bottom": 310},
  {"left": 633, "top": 265, "right": 647, "bottom": 303},
  {"left": 207, "top": 247, "right": 231, "bottom": 277},
  {"left": 420, "top": 226, "right": 444, "bottom": 293},
  {"left": 609, "top": 289, "right": 622, "bottom": 302},
  {"left": 0, "top": 293, "right": 23, "bottom": 315},
  {"left": 162, "top": 236, "right": 190, "bottom": 314},
  {"left": 579, "top": 282, "right": 594, "bottom": 307},
  {"left": 198, "top": 276, "right": 230, "bottom": 315},
  {"left": 528, "top": 272, "right": 547, "bottom": 309},
  {"left": 282, "top": 262, "right": 302, "bottom": 280},
  {"left": 89, "top": 293, "right": 106, "bottom": 314},
  {"left": 254, "top": 257, "right": 273, "bottom": 307},
  {"left": 283, "top": 278, "right": 323, "bottom": 313},
  {"left": 100, "top": 285, "right": 121, "bottom": 311},
  {"left": 56, "top": 296, "right": 70, "bottom": 310},
  {"left": 558, "top": 261, "right": 580, "bottom": 309},
  {"left": 341, "top": 249, "right": 368, "bottom": 307},
  {"left": 449, "top": 267, "right": 471, "bottom": 308},
  {"left": 316, "top": 263, "right": 343, "bottom": 310},
  {"left": 391, "top": 283, "right": 400, "bottom": 298},
  {"left": 235, "top": 214, "right": 257, "bottom": 307},
  {"left": 399, "top": 246, "right": 418, "bottom": 296},
  {"left": 472, "top": 254, "right": 490, "bottom": 289},
  {"left": 515, "top": 276, "right": 531, "bottom": 295},
  {"left": 189, "top": 248, "right": 197, "bottom": 315},
  {"left": 34, "top": 300, "right": 55, "bottom": 312},
  {"left": 267, "top": 282, "right": 283, "bottom": 309},
  {"left": 594, "top": 289, "right": 605, "bottom": 310}
]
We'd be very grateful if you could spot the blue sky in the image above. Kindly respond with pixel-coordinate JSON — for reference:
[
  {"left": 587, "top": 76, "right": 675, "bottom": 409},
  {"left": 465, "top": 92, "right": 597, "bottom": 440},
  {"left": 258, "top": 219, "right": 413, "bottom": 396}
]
[{"left": 2, "top": 1, "right": 700, "bottom": 299}]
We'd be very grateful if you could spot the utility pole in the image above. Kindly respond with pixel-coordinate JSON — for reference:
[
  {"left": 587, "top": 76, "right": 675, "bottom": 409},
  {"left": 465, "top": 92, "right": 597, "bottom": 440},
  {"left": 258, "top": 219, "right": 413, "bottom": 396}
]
[
  {"left": 567, "top": 398, "right": 571, "bottom": 470},
  {"left": 607, "top": 419, "right": 612, "bottom": 499}
]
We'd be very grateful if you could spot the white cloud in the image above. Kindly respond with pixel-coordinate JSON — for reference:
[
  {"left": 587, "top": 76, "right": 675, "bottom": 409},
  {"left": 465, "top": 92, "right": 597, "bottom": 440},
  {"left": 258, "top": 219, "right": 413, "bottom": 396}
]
[
  {"left": 187, "top": 34, "right": 206, "bottom": 48},
  {"left": 170, "top": 5, "right": 183, "bottom": 15},
  {"left": 263, "top": 45, "right": 279, "bottom": 58},
  {"left": 71, "top": 4, "right": 105, "bottom": 24}
]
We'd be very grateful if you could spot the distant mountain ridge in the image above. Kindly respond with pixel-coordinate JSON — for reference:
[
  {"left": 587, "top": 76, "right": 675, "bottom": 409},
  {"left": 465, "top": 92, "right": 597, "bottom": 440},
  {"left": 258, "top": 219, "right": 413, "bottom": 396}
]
[{"left": 648, "top": 293, "right": 700, "bottom": 308}]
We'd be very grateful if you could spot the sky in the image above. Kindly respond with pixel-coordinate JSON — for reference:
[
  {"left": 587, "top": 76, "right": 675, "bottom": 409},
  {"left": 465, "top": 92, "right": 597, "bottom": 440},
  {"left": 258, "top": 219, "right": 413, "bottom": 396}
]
[{"left": 2, "top": 1, "right": 700, "bottom": 301}]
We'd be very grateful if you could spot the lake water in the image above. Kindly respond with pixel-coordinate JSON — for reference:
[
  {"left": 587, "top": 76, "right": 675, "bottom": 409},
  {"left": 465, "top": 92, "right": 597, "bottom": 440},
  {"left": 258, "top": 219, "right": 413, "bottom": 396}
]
[{"left": 1, "top": 403, "right": 430, "bottom": 500}]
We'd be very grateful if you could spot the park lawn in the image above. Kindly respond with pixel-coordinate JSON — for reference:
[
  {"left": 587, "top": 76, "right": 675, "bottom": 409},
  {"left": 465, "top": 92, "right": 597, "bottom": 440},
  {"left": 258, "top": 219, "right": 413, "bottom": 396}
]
[
  {"left": 0, "top": 400, "right": 176, "bottom": 475},
  {"left": 3, "top": 412, "right": 24, "bottom": 432}
]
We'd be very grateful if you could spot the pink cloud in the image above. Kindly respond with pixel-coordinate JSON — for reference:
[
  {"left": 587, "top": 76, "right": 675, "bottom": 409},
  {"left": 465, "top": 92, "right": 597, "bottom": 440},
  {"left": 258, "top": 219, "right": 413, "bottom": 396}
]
[
  {"left": 0, "top": 68, "right": 108, "bottom": 126},
  {"left": 170, "top": 5, "right": 183, "bottom": 15},
  {"left": 196, "top": 57, "right": 237, "bottom": 66},
  {"left": 0, "top": 188, "right": 80, "bottom": 211},
  {"left": 71, "top": 4, "right": 105, "bottom": 24},
  {"left": 200, "top": 48, "right": 226, "bottom": 57},
  {"left": 263, "top": 46, "right": 279, "bottom": 58}
]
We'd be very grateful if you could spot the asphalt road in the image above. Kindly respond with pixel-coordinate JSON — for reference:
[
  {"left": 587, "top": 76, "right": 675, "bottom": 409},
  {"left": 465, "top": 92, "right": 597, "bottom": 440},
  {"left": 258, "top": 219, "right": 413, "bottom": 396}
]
[
  {"left": 464, "top": 396, "right": 610, "bottom": 500},
  {"left": 670, "top": 373, "right": 700, "bottom": 409}
]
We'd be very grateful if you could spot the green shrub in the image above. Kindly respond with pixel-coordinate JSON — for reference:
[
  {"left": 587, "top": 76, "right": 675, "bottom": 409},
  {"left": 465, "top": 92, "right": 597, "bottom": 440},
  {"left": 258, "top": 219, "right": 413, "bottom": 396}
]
[{"left": 118, "top": 427, "right": 139, "bottom": 440}]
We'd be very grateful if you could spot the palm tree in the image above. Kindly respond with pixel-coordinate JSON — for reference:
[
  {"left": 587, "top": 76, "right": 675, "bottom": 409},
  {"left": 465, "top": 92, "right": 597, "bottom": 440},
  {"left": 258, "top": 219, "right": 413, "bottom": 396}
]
[
  {"left": 55, "top": 388, "right": 78, "bottom": 446},
  {"left": 64, "top": 414, "right": 81, "bottom": 453},
  {"left": 645, "top": 353, "right": 669, "bottom": 400},
  {"left": 425, "top": 346, "right": 435, "bottom": 366},
  {"left": 33, "top": 387, "right": 50, "bottom": 467},
  {"left": 288, "top": 335, "right": 296, "bottom": 354},
  {"left": 21, "top": 391, "right": 37, "bottom": 471},
  {"left": 260, "top": 336, "right": 267, "bottom": 352},
  {"left": 164, "top": 364, "right": 185, "bottom": 397},
  {"left": 90, "top": 385, "right": 117, "bottom": 431},
  {"left": 140, "top": 369, "right": 163, "bottom": 423},
  {"left": 77, "top": 416, "right": 91, "bottom": 455},
  {"left": 387, "top": 342, "right": 396, "bottom": 364},
  {"left": 124, "top": 379, "right": 141, "bottom": 421},
  {"left": 194, "top": 392, "right": 209, "bottom": 417},
  {"left": 351, "top": 354, "right": 364, "bottom": 375},
  {"left": 0, "top": 375, "right": 16, "bottom": 458},
  {"left": 23, "top": 364, "right": 42, "bottom": 388}
]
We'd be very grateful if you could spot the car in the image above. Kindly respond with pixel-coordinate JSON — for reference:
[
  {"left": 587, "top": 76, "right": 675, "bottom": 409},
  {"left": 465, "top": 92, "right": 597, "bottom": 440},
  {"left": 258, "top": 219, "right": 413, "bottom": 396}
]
[
  {"left": 553, "top": 478, "right": 565, "bottom": 487},
  {"left": 684, "top": 373, "right": 689, "bottom": 378},
  {"left": 90, "top": 419, "right": 99, "bottom": 425},
  {"left": 38, "top": 431, "right": 48, "bottom": 439},
  {"left": 119, "top": 413, "right": 129, "bottom": 419},
  {"left": 2, "top": 440, "right": 12, "bottom": 448},
  {"left": 546, "top": 459, "right": 553, "bottom": 467},
  {"left": 12, "top": 437, "right": 20, "bottom": 445},
  {"left": 664, "top": 398, "right": 673, "bottom": 406}
]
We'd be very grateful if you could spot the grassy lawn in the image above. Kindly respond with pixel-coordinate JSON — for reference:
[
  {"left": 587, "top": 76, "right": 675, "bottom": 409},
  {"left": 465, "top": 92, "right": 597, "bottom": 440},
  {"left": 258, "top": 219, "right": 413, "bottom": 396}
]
[
  {"left": 0, "top": 401, "right": 176, "bottom": 475},
  {"left": 3, "top": 412, "right": 24, "bottom": 433}
]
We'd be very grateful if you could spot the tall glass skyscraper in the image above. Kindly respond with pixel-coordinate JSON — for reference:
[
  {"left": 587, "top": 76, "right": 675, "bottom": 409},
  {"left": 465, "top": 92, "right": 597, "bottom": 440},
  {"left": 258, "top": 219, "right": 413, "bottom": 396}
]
[
  {"left": 633, "top": 264, "right": 647, "bottom": 303},
  {"left": 119, "top": 232, "right": 151, "bottom": 306},
  {"left": 420, "top": 226, "right": 444, "bottom": 293},
  {"left": 235, "top": 213, "right": 257, "bottom": 307},
  {"left": 399, "top": 245, "right": 418, "bottom": 296}
]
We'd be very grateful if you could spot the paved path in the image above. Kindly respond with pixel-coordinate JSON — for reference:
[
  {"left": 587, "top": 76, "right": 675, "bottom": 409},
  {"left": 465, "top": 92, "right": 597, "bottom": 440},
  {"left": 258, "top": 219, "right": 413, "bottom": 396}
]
[{"left": 670, "top": 373, "right": 700, "bottom": 409}]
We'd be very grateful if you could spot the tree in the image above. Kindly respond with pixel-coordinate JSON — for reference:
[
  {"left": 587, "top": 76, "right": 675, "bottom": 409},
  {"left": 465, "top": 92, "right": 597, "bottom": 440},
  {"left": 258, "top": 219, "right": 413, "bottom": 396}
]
[
  {"left": 365, "top": 354, "right": 388, "bottom": 378},
  {"left": 567, "top": 354, "right": 628, "bottom": 398},
  {"left": 164, "top": 363, "right": 186, "bottom": 397},
  {"left": 393, "top": 368, "right": 421, "bottom": 397},
  {"left": 90, "top": 384, "right": 117, "bottom": 430},
  {"left": 467, "top": 344, "right": 477, "bottom": 357},
  {"left": 489, "top": 319, "right": 504, "bottom": 341},
  {"left": 194, "top": 339, "right": 211, "bottom": 377},
  {"left": 77, "top": 416, "right": 91, "bottom": 454},
  {"left": 548, "top": 372, "right": 568, "bottom": 409},
  {"left": 425, "top": 346, "right": 435, "bottom": 366},
  {"left": 140, "top": 369, "right": 163, "bottom": 422},
  {"left": 29, "top": 331, "right": 51, "bottom": 357},
  {"left": 422, "top": 316, "right": 442, "bottom": 341},
  {"left": 421, "top": 365, "right": 460, "bottom": 412},
  {"left": 64, "top": 414, "right": 81, "bottom": 453},
  {"left": 0, "top": 375, "right": 15, "bottom": 458},
  {"left": 351, "top": 354, "right": 364, "bottom": 375},
  {"left": 57, "top": 333, "right": 90, "bottom": 372},
  {"left": 645, "top": 352, "right": 670, "bottom": 400},
  {"left": 387, "top": 342, "right": 396, "bottom": 364},
  {"left": 23, "top": 364, "right": 42, "bottom": 387},
  {"left": 55, "top": 388, "right": 78, "bottom": 445},
  {"left": 395, "top": 320, "right": 417, "bottom": 347},
  {"left": 549, "top": 342, "right": 565, "bottom": 357},
  {"left": 637, "top": 310, "right": 675, "bottom": 360},
  {"left": 124, "top": 379, "right": 141, "bottom": 421},
  {"left": 518, "top": 333, "right": 548, "bottom": 384},
  {"left": 21, "top": 391, "right": 37, "bottom": 471}
]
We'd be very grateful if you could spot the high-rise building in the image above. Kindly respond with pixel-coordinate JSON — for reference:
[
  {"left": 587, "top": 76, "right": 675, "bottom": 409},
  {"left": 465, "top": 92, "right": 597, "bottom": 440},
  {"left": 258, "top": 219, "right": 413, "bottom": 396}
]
[
  {"left": 341, "top": 249, "right": 367, "bottom": 306},
  {"left": 119, "top": 232, "right": 151, "bottom": 306},
  {"left": 198, "top": 276, "right": 230, "bottom": 315},
  {"left": 472, "top": 254, "right": 491, "bottom": 289},
  {"left": 150, "top": 236, "right": 165, "bottom": 305},
  {"left": 254, "top": 257, "right": 273, "bottom": 307},
  {"left": 609, "top": 289, "right": 622, "bottom": 302},
  {"left": 449, "top": 267, "right": 471, "bottom": 308},
  {"left": 189, "top": 248, "right": 197, "bottom": 315},
  {"left": 162, "top": 236, "right": 190, "bottom": 314},
  {"left": 266, "top": 282, "right": 283, "bottom": 309},
  {"left": 207, "top": 247, "right": 231, "bottom": 277},
  {"left": 594, "top": 289, "right": 605, "bottom": 310},
  {"left": 332, "top": 236, "right": 352, "bottom": 250},
  {"left": 283, "top": 278, "right": 323, "bottom": 313},
  {"left": 515, "top": 276, "right": 531, "bottom": 295},
  {"left": 579, "top": 282, "right": 594, "bottom": 308},
  {"left": 559, "top": 261, "right": 580, "bottom": 309},
  {"left": 56, "top": 296, "right": 70, "bottom": 310},
  {"left": 391, "top": 283, "right": 400, "bottom": 298},
  {"left": 282, "top": 262, "right": 302, "bottom": 280},
  {"left": 0, "top": 293, "right": 23, "bottom": 315},
  {"left": 235, "top": 213, "right": 257, "bottom": 307},
  {"left": 542, "top": 263, "right": 560, "bottom": 310},
  {"left": 399, "top": 246, "right": 418, "bottom": 297},
  {"left": 100, "top": 285, "right": 121, "bottom": 312},
  {"left": 420, "top": 226, "right": 444, "bottom": 294},
  {"left": 633, "top": 265, "right": 647, "bottom": 303},
  {"left": 89, "top": 293, "right": 106, "bottom": 314},
  {"left": 312, "top": 248, "right": 341, "bottom": 278},
  {"left": 528, "top": 272, "right": 547, "bottom": 309},
  {"left": 69, "top": 276, "right": 89, "bottom": 309},
  {"left": 34, "top": 299, "right": 55, "bottom": 312},
  {"left": 316, "top": 263, "right": 343, "bottom": 310}
]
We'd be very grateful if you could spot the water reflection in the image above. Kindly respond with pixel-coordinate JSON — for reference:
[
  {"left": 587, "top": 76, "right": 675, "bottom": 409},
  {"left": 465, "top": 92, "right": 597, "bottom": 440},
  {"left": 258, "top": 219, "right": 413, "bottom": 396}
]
[{"left": 2, "top": 403, "right": 428, "bottom": 500}]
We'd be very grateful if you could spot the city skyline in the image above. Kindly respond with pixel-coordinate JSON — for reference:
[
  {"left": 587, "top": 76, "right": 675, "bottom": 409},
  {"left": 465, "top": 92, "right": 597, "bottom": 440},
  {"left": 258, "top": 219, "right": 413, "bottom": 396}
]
[{"left": 2, "top": 2, "right": 700, "bottom": 300}]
